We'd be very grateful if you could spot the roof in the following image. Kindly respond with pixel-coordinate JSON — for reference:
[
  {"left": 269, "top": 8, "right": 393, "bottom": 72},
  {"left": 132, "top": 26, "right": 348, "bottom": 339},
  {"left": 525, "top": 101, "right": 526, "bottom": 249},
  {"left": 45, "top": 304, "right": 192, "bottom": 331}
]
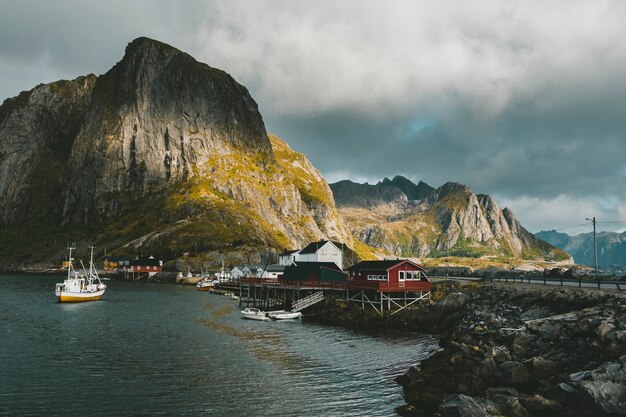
[
  {"left": 289, "top": 261, "right": 342, "bottom": 272},
  {"left": 131, "top": 257, "right": 161, "bottom": 267},
  {"left": 347, "top": 259, "right": 425, "bottom": 272},
  {"left": 278, "top": 250, "right": 300, "bottom": 256},
  {"left": 104, "top": 257, "right": 132, "bottom": 262},
  {"left": 265, "top": 264, "right": 286, "bottom": 272},
  {"left": 299, "top": 240, "right": 339, "bottom": 255},
  {"left": 283, "top": 261, "right": 344, "bottom": 280}
]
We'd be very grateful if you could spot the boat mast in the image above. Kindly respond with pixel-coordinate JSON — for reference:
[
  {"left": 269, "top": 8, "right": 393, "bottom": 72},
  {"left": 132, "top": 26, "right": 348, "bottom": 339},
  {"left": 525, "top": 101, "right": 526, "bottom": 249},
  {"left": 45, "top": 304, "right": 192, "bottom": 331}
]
[
  {"left": 89, "top": 246, "right": 95, "bottom": 283},
  {"left": 67, "top": 243, "right": 75, "bottom": 280}
]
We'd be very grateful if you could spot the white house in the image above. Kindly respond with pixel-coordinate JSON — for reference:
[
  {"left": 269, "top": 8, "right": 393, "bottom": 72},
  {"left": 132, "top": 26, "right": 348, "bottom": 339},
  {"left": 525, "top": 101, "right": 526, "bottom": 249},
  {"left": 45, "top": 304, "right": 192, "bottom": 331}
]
[
  {"left": 259, "top": 264, "right": 286, "bottom": 279},
  {"left": 231, "top": 266, "right": 245, "bottom": 279},
  {"left": 295, "top": 240, "right": 343, "bottom": 270},
  {"left": 278, "top": 250, "right": 300, "bottom": 266}
]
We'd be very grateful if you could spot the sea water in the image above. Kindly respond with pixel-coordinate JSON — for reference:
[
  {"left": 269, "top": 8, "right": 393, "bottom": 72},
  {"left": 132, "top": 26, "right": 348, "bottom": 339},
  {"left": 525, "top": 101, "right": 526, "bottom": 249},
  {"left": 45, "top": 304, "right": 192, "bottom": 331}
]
[{"left": 0, "top": 274, "right": 438, "bottom": 416}]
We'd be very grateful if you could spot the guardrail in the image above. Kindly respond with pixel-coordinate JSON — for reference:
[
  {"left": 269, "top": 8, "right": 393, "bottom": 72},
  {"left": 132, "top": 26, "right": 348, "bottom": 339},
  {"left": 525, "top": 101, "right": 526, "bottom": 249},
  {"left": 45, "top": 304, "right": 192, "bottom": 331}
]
[{"left": 430, "top": 274, "right": 623, "bottom": 292}]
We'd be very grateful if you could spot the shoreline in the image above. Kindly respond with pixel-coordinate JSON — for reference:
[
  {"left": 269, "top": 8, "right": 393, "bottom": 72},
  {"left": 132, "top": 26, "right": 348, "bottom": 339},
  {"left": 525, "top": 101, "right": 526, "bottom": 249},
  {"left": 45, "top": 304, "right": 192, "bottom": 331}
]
[
  {"left": 308, "top": 281, "right": 626, "bottom": 416},
  {"left": 394, "top": 283, "right": 626, "bottom": 416}
]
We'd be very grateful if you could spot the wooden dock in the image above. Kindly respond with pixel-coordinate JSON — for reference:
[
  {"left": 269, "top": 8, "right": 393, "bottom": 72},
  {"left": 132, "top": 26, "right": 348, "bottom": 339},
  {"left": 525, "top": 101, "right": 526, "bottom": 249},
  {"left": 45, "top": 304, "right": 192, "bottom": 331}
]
[{"left": 234, "top": 278, "right": 431, "bottom": 317}]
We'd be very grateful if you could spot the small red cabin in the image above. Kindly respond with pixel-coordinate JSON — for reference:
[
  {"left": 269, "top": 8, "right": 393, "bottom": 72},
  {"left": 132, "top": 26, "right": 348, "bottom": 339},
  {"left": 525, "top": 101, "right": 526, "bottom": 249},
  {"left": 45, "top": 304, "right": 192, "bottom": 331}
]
[
  {"left": 347, "top": 259, "right": 431, "bottom": 291},
  {"left": 130, "top": 257, "right": 162, "bottom": 274}
]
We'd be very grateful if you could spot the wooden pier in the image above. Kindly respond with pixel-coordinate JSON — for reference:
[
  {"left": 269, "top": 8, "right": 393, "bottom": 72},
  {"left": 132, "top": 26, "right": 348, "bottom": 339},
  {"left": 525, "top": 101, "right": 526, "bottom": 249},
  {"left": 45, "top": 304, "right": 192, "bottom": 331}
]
[{"left": 236, "top": 278, "right": 431, "bottom": 317}]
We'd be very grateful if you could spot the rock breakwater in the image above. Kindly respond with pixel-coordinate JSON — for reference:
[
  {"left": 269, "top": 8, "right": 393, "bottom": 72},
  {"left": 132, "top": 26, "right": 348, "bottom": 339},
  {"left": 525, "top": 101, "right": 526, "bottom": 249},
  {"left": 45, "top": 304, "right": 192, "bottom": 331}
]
[
  {"left": 310, "top": 282, "right": 626, "bottom": 416},
  {"left": 396, "top": 283, "right": 626, "bottom": 417}
]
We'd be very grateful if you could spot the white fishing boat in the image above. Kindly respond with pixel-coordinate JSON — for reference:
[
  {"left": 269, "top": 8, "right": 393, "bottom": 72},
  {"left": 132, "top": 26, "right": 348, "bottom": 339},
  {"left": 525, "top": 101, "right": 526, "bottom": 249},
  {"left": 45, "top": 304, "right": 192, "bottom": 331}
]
[
  {"left": 240, "top": 307, "right": 270, "bottom": 321},
  {"left": 55, "top": 245, "right": 106, "bottom": 303},
  {"left": 267, "top": 310, "right": 302, "bottom": 320},
  {"left": 196, "top": 275, "right": 214, "bottom": 291}
]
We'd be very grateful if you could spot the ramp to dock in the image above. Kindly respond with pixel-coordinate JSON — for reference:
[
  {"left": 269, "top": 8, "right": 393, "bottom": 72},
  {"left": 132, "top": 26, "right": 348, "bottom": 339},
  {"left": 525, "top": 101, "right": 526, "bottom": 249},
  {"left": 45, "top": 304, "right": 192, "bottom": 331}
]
[{"left": 292, "top": 291, "right": 325, "bottom": 312}]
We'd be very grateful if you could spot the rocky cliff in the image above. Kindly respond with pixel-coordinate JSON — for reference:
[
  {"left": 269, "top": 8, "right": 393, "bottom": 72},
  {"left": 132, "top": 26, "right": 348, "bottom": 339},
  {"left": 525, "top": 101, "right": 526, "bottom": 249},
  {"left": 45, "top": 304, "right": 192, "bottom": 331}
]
[
  {"left": 537, "top": 230, "right": 626, "bottom": 269},
  {"left": 0, "top": 75, "right": 96, "bottom": 226},
  {"left": 330, "top": 176, "right": 569, "bottom": 261},
  {"left": 0, "top": 37, "right": 363, "bottom": 267}
]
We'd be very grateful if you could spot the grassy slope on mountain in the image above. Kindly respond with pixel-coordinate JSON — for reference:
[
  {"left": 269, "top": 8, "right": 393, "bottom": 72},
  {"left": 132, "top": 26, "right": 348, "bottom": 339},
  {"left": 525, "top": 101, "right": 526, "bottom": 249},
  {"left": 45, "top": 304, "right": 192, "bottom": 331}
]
[{"left": 269, "top": 134, "right": 377, "bottom": 261}]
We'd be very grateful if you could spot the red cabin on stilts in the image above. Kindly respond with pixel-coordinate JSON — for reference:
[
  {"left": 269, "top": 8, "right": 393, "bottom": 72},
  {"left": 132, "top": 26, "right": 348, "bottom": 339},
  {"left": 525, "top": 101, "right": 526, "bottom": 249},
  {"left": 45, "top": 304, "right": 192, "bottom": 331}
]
[{"left": 346, "top": 259, "right": 431, "bottom": 316}]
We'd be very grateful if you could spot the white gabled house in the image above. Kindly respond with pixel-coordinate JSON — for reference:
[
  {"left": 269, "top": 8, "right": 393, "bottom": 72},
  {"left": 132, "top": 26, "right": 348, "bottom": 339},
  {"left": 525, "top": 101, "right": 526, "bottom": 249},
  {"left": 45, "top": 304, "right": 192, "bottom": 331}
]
[
  {"left": 290, "top": 240, "right": 344, "bottom": 270},
  {"left": 278, "top": 249, "right": 300, "bottom": 266},
  {"left": 259, "top": 264, "right": 286, "bottom": 279},
  {"left": 231, "top": 266, "right": 246, "bottom": 279}
]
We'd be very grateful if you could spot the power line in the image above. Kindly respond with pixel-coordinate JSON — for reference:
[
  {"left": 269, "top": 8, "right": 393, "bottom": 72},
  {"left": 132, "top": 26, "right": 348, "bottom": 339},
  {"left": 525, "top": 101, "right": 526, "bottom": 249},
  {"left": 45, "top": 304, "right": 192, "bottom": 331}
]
[{"left": 552, "top": 222, "right": 591, "bottom": 231}]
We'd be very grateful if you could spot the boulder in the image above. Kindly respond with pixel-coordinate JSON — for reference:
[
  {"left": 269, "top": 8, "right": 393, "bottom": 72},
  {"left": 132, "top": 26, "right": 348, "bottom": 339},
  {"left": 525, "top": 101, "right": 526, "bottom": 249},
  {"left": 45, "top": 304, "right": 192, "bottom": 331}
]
[
  {"left": 526, "top": 356, "right": 559, "bottom": 379},
  {"left": 436, "top": 292, "right": 468, "bottom": 315},
  {"left": 570, "top": 361, "right": 626, "bottom": 414},
  {"left": 520, "top": 306, "right": 553, "bottom": 321},
  {"left": 436, "top": 394, "right": 496, "bottom": 417},
  {"left": 537, "top": 323, "right": 560, "bottom": 340},
  {"left": 496, "top": 361, "right": 529, "bottom": 385},
  {"left": 595, "top": 321, "right": 616, "bottom": 341},
  {"left": 490, "top": 346, "right": 511, "bottom": 364},
  {"left": 519, "top": 394, "right": 562, "bottom": 415},
  {"left": 490, "top": 394, "right": 531, "bottom": 417}
]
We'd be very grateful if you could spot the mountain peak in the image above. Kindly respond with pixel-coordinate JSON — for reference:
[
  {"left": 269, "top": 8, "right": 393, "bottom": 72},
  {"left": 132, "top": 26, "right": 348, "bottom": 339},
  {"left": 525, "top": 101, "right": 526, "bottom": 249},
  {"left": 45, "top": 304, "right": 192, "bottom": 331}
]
[
  {"left": 126, "top": 36, "right": 177, "bottom": 51},
  {"left": 437, "top": 182, "right": 470, "bottom": 199}
]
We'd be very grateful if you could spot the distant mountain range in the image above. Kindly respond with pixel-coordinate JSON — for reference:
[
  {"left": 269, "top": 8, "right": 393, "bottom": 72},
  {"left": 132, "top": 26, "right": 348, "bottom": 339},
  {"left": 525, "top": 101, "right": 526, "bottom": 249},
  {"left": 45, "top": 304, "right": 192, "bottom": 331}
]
[
  {"left": 330, "top": 176, "right": 569, "bottom": 261},
  {"left": 536, "top": 230, "right": 626, "bottom": 269}
]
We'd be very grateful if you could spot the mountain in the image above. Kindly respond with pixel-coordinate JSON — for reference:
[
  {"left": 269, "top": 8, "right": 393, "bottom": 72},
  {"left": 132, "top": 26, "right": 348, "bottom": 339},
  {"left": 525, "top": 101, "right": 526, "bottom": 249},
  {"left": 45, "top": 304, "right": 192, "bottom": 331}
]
[
  {"left": 536, "top": 230, "right": 626, "bottom": 268},
  {"left": 0, "top": 37, "right": 369, "bottom": 267},
  {"left": 330, "top": 176, "right": 570, "bottom": 261}
]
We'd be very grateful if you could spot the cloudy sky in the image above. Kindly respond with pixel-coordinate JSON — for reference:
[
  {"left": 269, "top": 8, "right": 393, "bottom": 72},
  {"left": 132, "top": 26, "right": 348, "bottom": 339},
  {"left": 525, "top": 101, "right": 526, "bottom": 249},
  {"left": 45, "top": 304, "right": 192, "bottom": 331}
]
[{"left": 2, "top": 1, "right": 626, "bottom": 234}]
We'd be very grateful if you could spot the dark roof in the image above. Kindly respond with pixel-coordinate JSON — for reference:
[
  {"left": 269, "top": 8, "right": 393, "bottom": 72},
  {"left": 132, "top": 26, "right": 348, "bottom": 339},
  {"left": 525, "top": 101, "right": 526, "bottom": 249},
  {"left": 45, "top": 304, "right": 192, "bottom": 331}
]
[
  {"left": 266, "top": 264, "right": 286, "bottom": 272},
  {"left": 347, "top": 259, "right": 425, "bottom": 272},
  {"left": 130, "top": 257, "right": 161, "bottom": 267},
  {"left": 283, "top": 261, "right": 345, "bottom": 280},
  {"left": 104, "top": 257, "right": 132, "bottom": 262},
  {"left": 288, "top": 261, "right": 342, "bottom": 272},
  {"left": 278, "top": 250, "right": 300, "bottom": 256},
  {"left": 299, "top": 240, "right": 338, "bottom": 255}
]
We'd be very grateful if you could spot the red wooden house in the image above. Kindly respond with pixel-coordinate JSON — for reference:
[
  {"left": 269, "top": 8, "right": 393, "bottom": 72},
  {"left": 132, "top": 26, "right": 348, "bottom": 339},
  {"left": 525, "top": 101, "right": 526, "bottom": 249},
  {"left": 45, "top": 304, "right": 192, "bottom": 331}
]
[
  {"left": 130, "top": 256, "right": 162, "bottom": 276},
  {"left": 347, "top": 259, "right": 431, "bottom": 292}
]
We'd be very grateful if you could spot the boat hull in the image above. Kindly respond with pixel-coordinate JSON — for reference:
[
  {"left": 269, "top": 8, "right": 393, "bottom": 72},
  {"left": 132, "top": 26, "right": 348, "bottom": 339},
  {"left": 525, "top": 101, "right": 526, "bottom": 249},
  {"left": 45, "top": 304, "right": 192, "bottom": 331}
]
[
  {"left": 268, "top": 311, "right": 302, "bottom": 320},
  {"left": 57, "top": 290, "right": 105, "bottom": 303},
  {"left": 241, "top": 308, "right": 270, "bottom": 321},
  {"left": 196, "top": 286, "right": 213, "bottom": 291}
]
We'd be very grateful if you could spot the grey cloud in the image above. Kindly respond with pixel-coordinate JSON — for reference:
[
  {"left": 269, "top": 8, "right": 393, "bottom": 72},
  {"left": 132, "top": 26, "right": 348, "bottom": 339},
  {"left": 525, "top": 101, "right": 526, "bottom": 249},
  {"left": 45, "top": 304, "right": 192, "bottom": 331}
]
[{"left": 1, "top": 0, "right": 625, "bottom": 232}]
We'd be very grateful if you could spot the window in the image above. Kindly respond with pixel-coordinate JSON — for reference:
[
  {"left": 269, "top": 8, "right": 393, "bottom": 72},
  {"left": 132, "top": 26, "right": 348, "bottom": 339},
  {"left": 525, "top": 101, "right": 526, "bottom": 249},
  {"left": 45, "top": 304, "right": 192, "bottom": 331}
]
[{"left": 399, "top": 271, "right": 405, "bottom": 281}]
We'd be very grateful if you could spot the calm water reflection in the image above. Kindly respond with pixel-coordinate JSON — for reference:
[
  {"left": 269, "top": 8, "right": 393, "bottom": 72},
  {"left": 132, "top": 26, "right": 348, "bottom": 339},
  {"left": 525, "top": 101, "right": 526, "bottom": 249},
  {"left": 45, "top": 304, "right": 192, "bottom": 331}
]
[{"left": 0, "top": 274, "right": 438, "bottom": 416}]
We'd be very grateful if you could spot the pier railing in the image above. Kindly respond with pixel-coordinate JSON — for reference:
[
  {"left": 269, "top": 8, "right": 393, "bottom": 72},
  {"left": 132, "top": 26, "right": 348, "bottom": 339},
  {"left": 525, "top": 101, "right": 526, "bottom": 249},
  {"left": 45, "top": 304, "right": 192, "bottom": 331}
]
[
  {"left": 240, "top": 277, "right": 432, "bottom": 292},
  {"left": 347, "top": 280, "right": 432, "bottom": 292}
]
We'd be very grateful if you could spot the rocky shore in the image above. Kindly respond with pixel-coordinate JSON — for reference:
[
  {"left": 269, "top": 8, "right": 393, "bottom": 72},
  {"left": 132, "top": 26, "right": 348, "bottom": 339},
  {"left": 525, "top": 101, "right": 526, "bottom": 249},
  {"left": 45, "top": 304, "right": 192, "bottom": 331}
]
[{"left": 312, "top": 282, "right": 626, "bottom": 416}]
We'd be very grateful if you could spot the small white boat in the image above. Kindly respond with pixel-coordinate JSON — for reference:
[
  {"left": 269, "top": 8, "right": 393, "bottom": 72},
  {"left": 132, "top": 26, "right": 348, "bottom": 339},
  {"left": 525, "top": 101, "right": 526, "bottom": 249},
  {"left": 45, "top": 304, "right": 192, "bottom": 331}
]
[
  {"left": 196, "top": 277, "right": 214, "bottom": 291},
  {"left": 240, "top": 307, "right": 270, "bottom": 321},
  {"left": 267, "top": 310, "right": 302, "bottom": 320},
  {"left": 55, "top": 245, "right": 106, "bottom": 303},
  {"left": 231, "top": 295, "right": 240, "bottom": 301}
]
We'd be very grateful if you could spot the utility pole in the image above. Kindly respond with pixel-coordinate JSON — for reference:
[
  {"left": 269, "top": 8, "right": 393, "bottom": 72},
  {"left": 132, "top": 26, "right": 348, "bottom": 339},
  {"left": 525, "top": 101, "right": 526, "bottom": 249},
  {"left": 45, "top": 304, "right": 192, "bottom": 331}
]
[
  {"left": 446, "top": 241, "right": 450, "bottom": 278},
  {"left": 585, "top": 217, "right": 599, "bottom": 288}
]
